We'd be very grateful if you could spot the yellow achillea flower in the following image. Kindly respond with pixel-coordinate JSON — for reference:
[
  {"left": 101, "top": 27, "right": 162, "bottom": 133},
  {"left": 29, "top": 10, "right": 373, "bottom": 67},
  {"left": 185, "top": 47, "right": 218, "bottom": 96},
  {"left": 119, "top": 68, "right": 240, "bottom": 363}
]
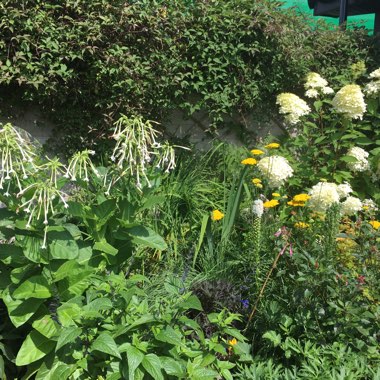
[
  {"left": 293, "top": 194, "right": 311, "bottom": 202},
  {"left": 272, "top": 193, "right": 281, "bottom": 197},
  {"left": 287, "top": 200, "right": 305, "bottom": 207},
  {"left": 294, "top": 222, "right": 310, "bottom": 229},
  {"left": 369, "top": 220, "right": 380, "bottom": 230},
  {"left": 252, "top": 178, "right": 262, "bottom": 184},
  {"left": 228, "top": 338, "right": 237, "bottom": 346},
  {"left": 241, "top": 158, "right": 257, "bottom": 165},
  {"left": 211, "top": 210, "right": 224, "bottom": 221},
  {"left": 265, "top": 143, "right": 280, "bottom": 149},
  {"left": 255, "top": 183, "right": 263, "bottom": 188},
  {"left": 263, "top": 199, "right": 279, "bottom": 208},
  {"left": 250, "top": 149, "right": 264, "bottom": 155}
]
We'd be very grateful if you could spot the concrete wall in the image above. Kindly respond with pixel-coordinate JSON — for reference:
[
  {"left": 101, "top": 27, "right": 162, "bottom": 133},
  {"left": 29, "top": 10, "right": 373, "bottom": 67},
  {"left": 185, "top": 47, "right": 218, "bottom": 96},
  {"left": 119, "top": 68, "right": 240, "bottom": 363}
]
[{"left": 0, "top": 104, "right": 283, "bottom": 151}]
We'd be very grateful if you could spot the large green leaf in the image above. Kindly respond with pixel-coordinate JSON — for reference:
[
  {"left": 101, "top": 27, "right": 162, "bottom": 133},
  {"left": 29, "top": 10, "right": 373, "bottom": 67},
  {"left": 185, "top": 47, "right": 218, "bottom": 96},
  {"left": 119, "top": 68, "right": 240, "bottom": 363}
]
[
  {"left": 92, "top": 199, "right": 116, "bottom": 226},
  {"left": 155, "top": 326, "right": 183, "bottom": 346},
  {"left": 56, "top": 302, "right": 82, "bottom": 327},
  {"left": 32, "top": 315, "right": 60, "bottom": 339},
  {"left": 125, "top": 344, "right": 144, "bottom": 380},
  {"left": 0, "top": 244, "right": 26, "bottom": 265},
  {"left": 13, "top": 275, "right": 52, "bottom": 299},
  {"left": 91, "top": 333, "right": 121, "bottom": 359},
  {"left": 48, "top": 230, "right": 79, "bottom": 260},
  {"left": 3, "top": 290, "right": 44, "bottom": 327},
  {"left": 141, "top": 354, "right": 164, "bottom": 380},
  {"left": 124, "top": 225, "right": 167, "bottom": 250},
  {"left": 16, "top": 330, "right": 56, "bottom": 366},
  {"left": 161, "top": 357, "right": 186, "bottom": 377},
  {"left": 16, "top": 234, "right": 48, "bottom": 264},
  {"left": 93, "top": 239, "right": 118, "bottom": 256},
  {"left": 56, "top": 326, "right": 82, "bottom": 351}
]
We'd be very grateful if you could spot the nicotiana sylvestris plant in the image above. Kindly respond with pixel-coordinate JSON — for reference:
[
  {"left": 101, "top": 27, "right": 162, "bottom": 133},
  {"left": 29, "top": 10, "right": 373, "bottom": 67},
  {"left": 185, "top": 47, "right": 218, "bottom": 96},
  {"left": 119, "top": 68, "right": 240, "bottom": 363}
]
[{"left": 0, "top": 116, "right": 187, "bottom": 248}]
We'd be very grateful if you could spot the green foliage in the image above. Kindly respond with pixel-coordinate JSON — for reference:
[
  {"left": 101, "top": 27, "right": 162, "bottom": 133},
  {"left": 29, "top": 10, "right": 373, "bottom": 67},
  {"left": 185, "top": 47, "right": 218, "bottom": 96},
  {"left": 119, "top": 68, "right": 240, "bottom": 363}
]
[{"left": 0, "top": 0, "right": 373, "bottom": 152}]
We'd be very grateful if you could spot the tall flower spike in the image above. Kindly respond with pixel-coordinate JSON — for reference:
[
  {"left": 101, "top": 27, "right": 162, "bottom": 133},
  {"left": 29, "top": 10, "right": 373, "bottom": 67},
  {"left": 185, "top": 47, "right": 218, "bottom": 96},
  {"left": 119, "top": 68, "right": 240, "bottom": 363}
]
[{"left": 0, "top": 123, "right": 37, "bottom": 193}]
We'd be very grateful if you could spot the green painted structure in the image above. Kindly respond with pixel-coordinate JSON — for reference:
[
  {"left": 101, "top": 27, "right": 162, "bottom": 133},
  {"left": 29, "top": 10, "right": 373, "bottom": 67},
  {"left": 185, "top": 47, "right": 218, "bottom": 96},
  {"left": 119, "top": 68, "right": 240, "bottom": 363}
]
[{"left": 280, "top": 0, "right": 375, "bottom": 33}]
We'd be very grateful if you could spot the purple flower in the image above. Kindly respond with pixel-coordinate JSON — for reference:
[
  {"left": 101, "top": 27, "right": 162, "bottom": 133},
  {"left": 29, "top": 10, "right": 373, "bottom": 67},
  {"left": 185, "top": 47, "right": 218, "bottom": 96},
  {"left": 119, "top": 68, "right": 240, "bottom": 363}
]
[{"left": 241, "top": 299, "right": 249, "bottom": 309}]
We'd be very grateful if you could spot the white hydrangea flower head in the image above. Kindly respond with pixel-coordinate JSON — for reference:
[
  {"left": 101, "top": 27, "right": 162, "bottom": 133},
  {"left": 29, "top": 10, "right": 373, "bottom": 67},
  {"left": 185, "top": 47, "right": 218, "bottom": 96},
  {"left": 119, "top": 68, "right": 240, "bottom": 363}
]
[
  {"left": 341, "top": 196, "right": 362, "bottom": 215},
  {"left": 322, "top": 86, "right": 334, "bottom": 95},
  {"left": 276, "top": 93, "right": 311, "bottom": 125},
  {"left": 252, "top": 199, "right": 264, "bottom": 218},
  {"left": 308, "top": 182, "right": 340, "bottom": 212},
  {"left": 257, "top": 155, "right": 294, "bottom": 188},
  {"left": 336, "top": 182, "right": 353, "bottom": 199},
  {"left": 305, "top": 72, "right": 329, "bottom": 89},
  {"left": 364, "top": 81, "right": 380, "bottom": 96},
  {"left": 305, "top": 89, "right": 319, "bottom": 98},
  {"left": 369, "top": 68, "right": 380, "bottom": 79},
  {"left": 332, "top": 84, "right": 366, "bottom": 120},
  {"left": 346, "top": 146, "right": 370, "bottom": 172},
  {"left": 362, "top": 198, "right": 378, "bottom": 211}
]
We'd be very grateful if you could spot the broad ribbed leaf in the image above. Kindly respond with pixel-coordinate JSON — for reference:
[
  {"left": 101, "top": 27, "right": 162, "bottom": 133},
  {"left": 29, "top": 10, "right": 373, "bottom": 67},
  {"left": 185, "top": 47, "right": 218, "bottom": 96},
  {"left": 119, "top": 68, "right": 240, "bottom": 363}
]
[
  {"left": 141, "top": 354, "right": 163, "bottom": 380},
  {"left": 13, "top": 275, "right": 51, "bottom": 299},
  {"left": 16, "top": 330, "right": 55, "bottom": 366},
  {"left": 48, "top": 230, "right": 79, "bottom": 260},
  {"left": 125, "top": 344, "right": 144, "bottom": 380},
  {"left": 91, "top": 333, "right": 121, "bottom": 359},
  {"left": 56, "top": 326, "right": 82, "bottom": 351},
  {"left": 3, "top": 291, "right": 44, "bottom": 327}
]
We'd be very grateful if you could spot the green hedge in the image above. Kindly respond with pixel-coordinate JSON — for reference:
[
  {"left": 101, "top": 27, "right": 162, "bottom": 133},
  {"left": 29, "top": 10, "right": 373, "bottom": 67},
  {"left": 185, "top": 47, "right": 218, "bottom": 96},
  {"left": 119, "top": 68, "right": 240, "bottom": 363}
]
[{"left": 0, "top": 0, "right": 374, "bottom": 153}]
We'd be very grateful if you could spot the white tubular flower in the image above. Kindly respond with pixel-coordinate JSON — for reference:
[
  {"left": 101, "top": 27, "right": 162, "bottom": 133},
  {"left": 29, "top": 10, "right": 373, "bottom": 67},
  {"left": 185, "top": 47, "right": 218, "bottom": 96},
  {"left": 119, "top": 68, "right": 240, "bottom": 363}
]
[
  {"left": 341, "top": 196, "right": 362, "bottom": 215},
  {"left": 276, "top": 93, "right": 311, "bottom": 125},
  {"left": 346, "top": 147, "right": 370, "bottom": 172},
  {"left": 0, "top": 123, "right": 37, "bottom": 193},
  {"left": 252, "top": 199, "right": 264, "bottom": 218},
  {"left": 109, "top": 115, "right": 189, "bottom": 191},
  {"left": 65, "top": 149, "right": 99, "bottom": 183},
  {"left": 336, "top": 182, "right": 353, "bottom": 199},
  {"left": 308, "top": 182, "right": 340, "bottom": 213},
  {"left": 257, "top": 156, "right": 294, "bottom": 188},
  {"left": 17, "top": 181, "right": 69, "bottom": 248},
  {"left": 37, "top": 157, "right": 66, "bottom": 188},
  {"left": 332, "top": 84, "right": 366, "bottom": 120}
]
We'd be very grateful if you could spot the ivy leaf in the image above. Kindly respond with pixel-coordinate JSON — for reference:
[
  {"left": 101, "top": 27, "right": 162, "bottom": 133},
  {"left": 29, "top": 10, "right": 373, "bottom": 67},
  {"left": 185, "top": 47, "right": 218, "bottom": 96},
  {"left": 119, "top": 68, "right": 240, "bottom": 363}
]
[
  {"left": 91, "top": 333, "right": 121, "bottom": 359},
  {"left": 15, "top": 330, "right": 56, "bottom": 366}
]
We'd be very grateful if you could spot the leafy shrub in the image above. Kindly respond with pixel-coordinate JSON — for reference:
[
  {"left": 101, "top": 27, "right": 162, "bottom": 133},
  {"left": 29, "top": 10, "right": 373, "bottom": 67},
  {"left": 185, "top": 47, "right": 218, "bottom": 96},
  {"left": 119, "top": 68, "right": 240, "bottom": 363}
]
[{"left": 0, "top": 0, "right": 374, "bottom": 152}]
